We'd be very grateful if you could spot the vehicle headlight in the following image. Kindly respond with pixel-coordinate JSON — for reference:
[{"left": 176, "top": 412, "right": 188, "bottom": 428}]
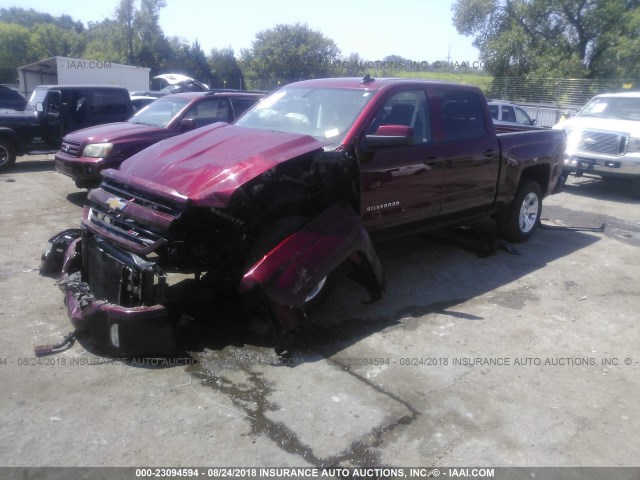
[
  {"left": 565, "top": 128, "right": 581, "bottom": 153},
  {"left": 82, "top": 143, "right": 113, "bottom": 158},
  {"left": 627, "top": 137, "right": 640, "bottom": 153}
]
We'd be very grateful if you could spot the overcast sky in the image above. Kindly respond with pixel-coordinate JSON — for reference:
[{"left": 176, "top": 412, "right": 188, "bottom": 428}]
[{"left": 7, "top": 0, "right": 480, "bottom": 63}]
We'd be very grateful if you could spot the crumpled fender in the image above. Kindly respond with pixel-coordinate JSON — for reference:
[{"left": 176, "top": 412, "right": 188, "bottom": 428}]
[{"left": 239, "top": 202, "right": 385, "bottom": 333}]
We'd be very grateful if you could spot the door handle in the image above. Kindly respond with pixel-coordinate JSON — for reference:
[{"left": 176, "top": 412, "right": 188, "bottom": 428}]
[{"left": 483, "top": 149, "right": 496, "bottom": 158}]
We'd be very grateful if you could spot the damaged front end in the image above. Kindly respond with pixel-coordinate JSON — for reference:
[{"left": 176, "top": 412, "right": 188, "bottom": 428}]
[
  {"left": 53, "top": 143, "right": 385, "bottom": 356},
  {"left": 56, "top": 175, "right": 188, "bottom": 356}
]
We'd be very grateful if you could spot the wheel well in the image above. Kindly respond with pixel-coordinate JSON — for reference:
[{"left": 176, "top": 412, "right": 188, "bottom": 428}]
[{"left": 520, "top": 164, "right": 550, "bottom": 196}]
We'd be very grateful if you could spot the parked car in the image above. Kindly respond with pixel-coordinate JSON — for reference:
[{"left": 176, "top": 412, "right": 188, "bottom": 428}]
[
  {"left": 0, "top": 85, "right": 27, "bottom": 111},
  {"left": 130, "top": 73, "right": 209, "bottom": 100},
  {"left": 553, "top": 92, "right": 640, "bottom": 179},
  {"left": 488, "top": 100, "right": 536, "bottom": 126},
  {"left": 48, "top": 76, "right": 565, "bottom": 356},
  {"left": 0, "top": 85, "right": 133, "bottom": 170},
  {"left": 55, "top": 90, "right": 265, "bottom": 188}
]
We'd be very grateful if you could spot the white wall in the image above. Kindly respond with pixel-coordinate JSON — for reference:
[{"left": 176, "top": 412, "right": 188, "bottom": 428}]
[{"left": 56, "top": 57, "right": 150, "bottom": 92}]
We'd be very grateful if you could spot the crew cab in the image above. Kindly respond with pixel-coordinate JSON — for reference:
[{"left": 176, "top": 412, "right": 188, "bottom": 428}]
[
  {"left": 0, "top": 85, "right": 133, "bottom": 170},
  {"left": 55, "top": 90, "right": 265, "bottom": 188},
  {"left": 50, "top": 76, "right": 565, "bottom": 356},
  {"left": 554, "top": 92, "right": 640, "bottom": 179}
]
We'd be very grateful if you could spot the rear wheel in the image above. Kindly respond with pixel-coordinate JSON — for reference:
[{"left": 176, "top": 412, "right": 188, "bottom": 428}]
[
  {"left": 0, "top": 139, "right": 16, "bottom": 169},
  {"left": 498, "top": 179, "right": 542, "bottom": 243}
]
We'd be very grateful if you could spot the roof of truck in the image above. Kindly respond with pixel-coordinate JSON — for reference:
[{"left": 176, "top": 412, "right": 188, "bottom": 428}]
[{"left": 286, "top": 76, "right": 481, "bottom": 91}]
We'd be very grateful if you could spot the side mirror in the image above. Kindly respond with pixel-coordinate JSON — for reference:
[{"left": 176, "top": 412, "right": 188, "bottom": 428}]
[
  {"left": 531, "top": 119, "right": 537, "bottom": 125},
  {"left": 180, "top": 118, "right": 196, "bottom": 131},
  {"left": 365, "top": 125, "right": 414, "bottom": 148},
  {"left": 35, "top": 102, "right": 44, "bottom": 113}
]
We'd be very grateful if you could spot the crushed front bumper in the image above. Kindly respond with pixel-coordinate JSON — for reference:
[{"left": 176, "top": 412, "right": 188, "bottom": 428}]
[{"left": 59, "top": 235, "right": 177, "bottom": 356}]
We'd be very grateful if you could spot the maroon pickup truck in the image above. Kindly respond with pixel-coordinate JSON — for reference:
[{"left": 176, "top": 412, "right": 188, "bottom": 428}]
[{"left": 49, "top": 76, "right": 565, "bottom": 356}]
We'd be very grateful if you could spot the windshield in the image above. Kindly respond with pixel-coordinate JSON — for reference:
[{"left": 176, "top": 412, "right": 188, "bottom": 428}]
[
  {"left": 235, "top": 86, "right": 374, "bottom": 144},
  {"left": 578, "top": 96, "right": 640, "bottom": 121},
  {"left": 128, "top": 96, "right": 190, "bottom": 127}
]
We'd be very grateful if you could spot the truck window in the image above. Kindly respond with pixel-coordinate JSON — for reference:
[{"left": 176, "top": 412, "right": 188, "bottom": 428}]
[
  {"left": 488, "top": 104, "right": 499, "bottom": 120},
  {"left": 184, "top": 98, "right": 231, "bottom": 127},
  {"left": 515, "top": 107, "right": 531, "bottom": 124},
  {"left": 367, "top": 90, "right": 431, "bottom": 144},
  {"left": 436, "top": 89, "right": 486, "bottom": 141},
  {"left": 28, "top": 87, "right": 48, "bottom": 107},
  {"left": 502, "top": 106, "right": 516, "bottom": 123},
  {"left": 230, "top": 98, "right": 258, "bottom": 117},
  {"left": 89, "top": 91, "right": 129, "bottom": 115}
]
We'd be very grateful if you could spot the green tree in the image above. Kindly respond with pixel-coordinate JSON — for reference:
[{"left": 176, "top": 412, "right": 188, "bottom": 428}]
[
  {"left": 83, "top": 0, "right": 173, "bottom": 74},
  {"left": 188, "top": 39, "right": 212, "bottom": 85},
  {"left": 0, "top": 8, "right": 85, "bottom": 83},
  {"left": 135, "top": 0, "right": 171, "bottom": 72},
  {"left": 241, "top": 23, "right": 340, "bottom": 89},
  {"left": 115, "top": 0, "right": 136, "bottom": 64},
  {"left": 333, "top": 52, "right": 367, "bottom": 77},
  {"left": 0, "top": 7, "right": 84, "bottom": 33},
  {"left": 0, "top": 22, "right": 31, "bottom": 83},
  {"left": 209, "top": 47, "right": 244, "bottom": 89},
  {"left": 28, "top": 23, "right": 84, "bottom": 60},
  {"left": 452, "top": 0, "right": 640, "bottom": 79},
  {"left": 83, "top": 19, "right": 129, "bottom": 64}
]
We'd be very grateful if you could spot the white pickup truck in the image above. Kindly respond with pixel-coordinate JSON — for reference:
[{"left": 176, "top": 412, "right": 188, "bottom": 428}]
[{"left": 554, "top": 92, "right": 640, "bottom": 179}]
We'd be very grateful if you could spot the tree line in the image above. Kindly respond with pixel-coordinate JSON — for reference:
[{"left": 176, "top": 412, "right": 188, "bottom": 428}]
[
  {"left": 453, "top": 0, "right": 640, "bottom": 80},
  {"left": 1, "top": 0, "right": 638, "bottom": 91}
]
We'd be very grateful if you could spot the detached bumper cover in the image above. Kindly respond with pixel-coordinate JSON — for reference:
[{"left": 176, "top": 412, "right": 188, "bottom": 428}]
[{"left": 59, "top": 237, "right": 176, "bottom": 356}]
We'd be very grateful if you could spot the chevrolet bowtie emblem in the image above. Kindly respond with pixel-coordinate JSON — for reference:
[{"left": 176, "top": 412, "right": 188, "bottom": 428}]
[{"left": 105, "top": 196, "right": 127, "bottom": 211}]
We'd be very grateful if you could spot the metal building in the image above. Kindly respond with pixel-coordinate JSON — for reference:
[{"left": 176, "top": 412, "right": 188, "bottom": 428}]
[{"left": 18, "top": 56, "right": 150, "bottom": 99}]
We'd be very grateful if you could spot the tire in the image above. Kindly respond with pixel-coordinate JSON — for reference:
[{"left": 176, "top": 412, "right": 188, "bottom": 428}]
[
  {"left": 246, "top": 215, "right": 334, "bottom": 312},
  {"left": 497, "top": 179, "right": 542, "bottom": 243},
  {"left": 0, "top": 139, "right": 16, "bottom": 170}
]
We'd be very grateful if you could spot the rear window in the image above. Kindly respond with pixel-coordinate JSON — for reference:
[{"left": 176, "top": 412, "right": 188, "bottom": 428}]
[{"left": 435, "top": 89, "right": 487, "bottom": 141}]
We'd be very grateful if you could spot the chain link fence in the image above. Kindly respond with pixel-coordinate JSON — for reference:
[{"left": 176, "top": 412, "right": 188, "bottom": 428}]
[{"left": 487, "top": 77, "right": 639, "bottom": 127}]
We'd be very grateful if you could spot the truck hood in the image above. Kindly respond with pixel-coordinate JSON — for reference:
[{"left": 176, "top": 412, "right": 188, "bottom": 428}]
[
  {"left": 554, "top": 116, "right": 640, "bottom": 138},
  {"left": 63, "top": 122, "right": 166, "bottom": 145},
  {"left": 118, "top": 123, "right": 329, "bottom": 207}
]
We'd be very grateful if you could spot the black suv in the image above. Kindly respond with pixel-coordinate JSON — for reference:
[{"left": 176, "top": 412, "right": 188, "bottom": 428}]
[{"left": 0, "top": 85, "right": 133, "bottom": 170}]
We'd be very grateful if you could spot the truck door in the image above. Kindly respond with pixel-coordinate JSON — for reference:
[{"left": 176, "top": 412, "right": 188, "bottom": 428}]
[
  {"left": 43, "top": 90, "right": 62, "bottom": 146},
  {"left": 429, "top": 87, "right": 500, "bottom": 216},
  {"left": 357, "top": 89, "right": 445, "bottom": 231}
]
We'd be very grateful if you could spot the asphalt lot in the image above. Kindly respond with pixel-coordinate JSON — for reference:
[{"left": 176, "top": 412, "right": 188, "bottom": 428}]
[{"left": 1, "top": 155, "right": 639, "bottom": 471}]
